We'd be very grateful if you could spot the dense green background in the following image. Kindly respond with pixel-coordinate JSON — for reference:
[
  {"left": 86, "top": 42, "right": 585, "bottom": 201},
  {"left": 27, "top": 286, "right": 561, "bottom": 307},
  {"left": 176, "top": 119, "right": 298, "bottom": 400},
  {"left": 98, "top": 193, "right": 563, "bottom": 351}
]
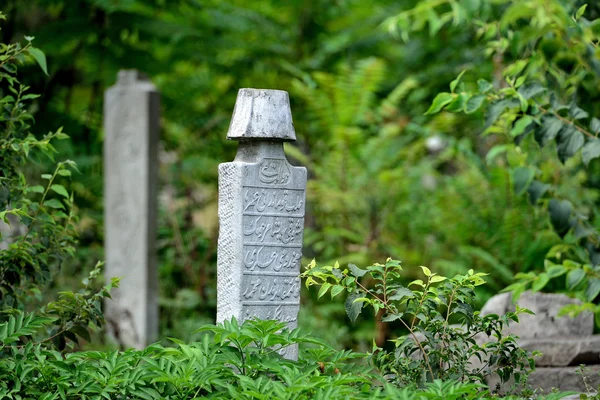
[{"left": 2, "top": 0, "right": 599, "bottom": 352}]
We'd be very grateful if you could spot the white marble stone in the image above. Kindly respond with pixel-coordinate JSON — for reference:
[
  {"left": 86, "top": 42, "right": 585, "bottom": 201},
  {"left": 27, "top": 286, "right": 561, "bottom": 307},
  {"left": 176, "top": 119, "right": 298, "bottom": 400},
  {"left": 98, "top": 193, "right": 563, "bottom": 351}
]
[
  {"left": 217, "top": 89, "right": 305, "bottom": 360},
  {"left": 103, "top": 70, "right": 160, "bottom": 349}
]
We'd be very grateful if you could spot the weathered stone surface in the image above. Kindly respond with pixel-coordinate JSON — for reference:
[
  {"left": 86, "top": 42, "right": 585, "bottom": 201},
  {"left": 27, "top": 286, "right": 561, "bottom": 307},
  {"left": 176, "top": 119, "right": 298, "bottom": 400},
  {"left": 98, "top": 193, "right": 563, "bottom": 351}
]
[
  {"left": 104, "top": 70, "right": 160, "bottom": 349},
  {"left": 520, "top": 336, "right": 600, "bottom": 366},
  {"left": 481, "top": 291, "right": 593, "bottom": 338},
  {"left": 227, "top": 88, "right": 296, "bottom": 141},
  {"left": 217, "top": 89, "right": 305, "bottom": 360},
  {"left": 0, "top": 214, "right": 26, "bottom": 250},
  {"left": 488, "top": 365, "right": 600, "bottom": 394}
]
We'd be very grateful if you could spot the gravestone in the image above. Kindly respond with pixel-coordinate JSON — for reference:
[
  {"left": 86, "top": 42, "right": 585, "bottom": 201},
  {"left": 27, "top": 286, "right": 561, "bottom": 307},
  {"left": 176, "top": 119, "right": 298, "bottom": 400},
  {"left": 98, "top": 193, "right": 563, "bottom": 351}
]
[
  {"left": 103, "top": 70, "right": 160, "bottom": 349},
  {"left": 216, "top": 88, "right": 306, "bottom": 360}
]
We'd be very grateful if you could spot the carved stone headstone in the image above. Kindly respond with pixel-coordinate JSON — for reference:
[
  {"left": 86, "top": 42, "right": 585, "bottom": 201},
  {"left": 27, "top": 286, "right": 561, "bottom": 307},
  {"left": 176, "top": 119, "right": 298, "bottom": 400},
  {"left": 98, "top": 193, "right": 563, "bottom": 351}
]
[
  {"left": 103, "top": 70, "right": 160, "bottom": 349},
  {"left": 217, "top": 88, "right": 306, "bottom": 360}
]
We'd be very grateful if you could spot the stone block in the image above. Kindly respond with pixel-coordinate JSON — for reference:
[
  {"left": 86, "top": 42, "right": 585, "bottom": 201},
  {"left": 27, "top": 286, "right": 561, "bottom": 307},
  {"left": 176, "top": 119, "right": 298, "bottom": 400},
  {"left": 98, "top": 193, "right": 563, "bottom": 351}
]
[
  {"left": 481, "top": 291, "right": 593, "bottom": 338},
  {"left": 103, "top": 70, "right": 160, "bottom": 349},
  {"left": 217, "top": 89, "right": 305, "bottom": 360}
]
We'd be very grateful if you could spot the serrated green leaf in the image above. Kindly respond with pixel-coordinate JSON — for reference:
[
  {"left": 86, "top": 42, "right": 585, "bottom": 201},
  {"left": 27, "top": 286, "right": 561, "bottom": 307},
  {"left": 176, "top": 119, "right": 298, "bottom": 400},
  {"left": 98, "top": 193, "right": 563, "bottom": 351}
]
[
  {"left": 389, "top": 287, "right": 414, "bottom": 302},
  {"left": 331, "top": 285, "right": 344, "bottom": 299},
  {"left": 348, "top": 263, "right": 367, "bottom": 278},
  {"left": 28, "top": 47, "right": 48, "bottom": 75},
  {"left": 345, "top": 292, "right": 363, "bottom": 324}
]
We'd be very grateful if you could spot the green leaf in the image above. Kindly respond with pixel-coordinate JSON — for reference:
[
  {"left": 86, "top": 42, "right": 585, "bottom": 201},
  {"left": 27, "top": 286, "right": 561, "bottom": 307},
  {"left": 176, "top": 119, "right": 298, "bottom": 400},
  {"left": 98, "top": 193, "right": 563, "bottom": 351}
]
[
  {"left": 318, "top": 282, "right": 331, "bottom": 299},
  {"left": 381, "top": 313, "right": 403, "bottom": 322},
  {"left": 345, "top": 292, "right": 364, "bottom": 324},
  {"left": 485, "top": 98, "right": 519, "bottom": 129},
  {"left": 546, "top": 264, "right": 567, "bottom": 278},
  {"left": 556, "top": 125, "right": 584, "bottom": 163},
  {"left": 420, "top": 266, "right": 432, "bottom": 277},
  {"left": 569, "top": 104, "right": 589, "bottom": 120},
  {"left": 527, "top": 180, "right": 550, "bottom": 204},
  {"left": 477, "top": 79, "right": 493, "bottom": 93},
  {"left": 445, "top": 92, "right": 468, "bottom": 112},
  {"left": 582, "top": 139, "right": 600, "bottom": 166},
  {"left": 450, "top": 70, "right": 466, "bottom": 93},
  {"left": 465, "top": 94, "right": 485, "bottom": 114},
  {"left": 425, "top": 92, "right": 454, "bottom": 115},
  {"left": 409, "top": 279, "right": 424, "bottom": 287},
  {"left": 512, "top": 167, "right": 535, "bottom": 196},
  {"left": 28, "top": 47, "right": 48, "bottom": 75},
  {"left": 22, "top": 93, "right": 41, "bottom": 100},
  {"left": 51, "top": 184, "right": 69, "bottom": 198},
  {"left": 43, "top": 199, "right": 64, "bottom": 209},
  {"left": 585, "top": 278, "right": 600, "bottom": 302},
  {"left": 591, "top": 118, "right": 600, "bottom": 134},
  {"left": 486, "top": 144, "right": 511, "bottom": 164},
  {"left": 70, "top": 325, "right": 91, "bottom": 342},
  {"left": 549, "top": 199, "right": 573, "bottom": 238},
  {"left": 389, "top": 287, "right": 415, "bottom": 302},
  {"left": 576, "top": 4, "right": 587, "bottom": 20},
  {"left": 518, "top": 83, "right": 545, "bottom": 100},
  {"left": 534, "top": 115, "right": 563, "bottom": 146},
  {"left": 58, "top": 169, "right": 72, "bottom": 177},
  {"left": 566, "top": 268, "right": 586, "bottom": 291},
  {"left": 28, "top": 185, "right": 45, "bottom": 194},
  {"left": 531, "top": 273, "right": 549, "bottom": 292},
  {"left": 430, "top": 275, "right": 446, "bottom": 283},
  {"left": 348, "top": 263, "right": 367, "bottom": 278},
  {"left": 427, "top": 9, "right": 443, "bottom": 36},
  {"left": 331, "top": 285, "right": 344, "bottom": 299},
  {"left": 510, "top": 115, "right": 533, "bottom": 137}
]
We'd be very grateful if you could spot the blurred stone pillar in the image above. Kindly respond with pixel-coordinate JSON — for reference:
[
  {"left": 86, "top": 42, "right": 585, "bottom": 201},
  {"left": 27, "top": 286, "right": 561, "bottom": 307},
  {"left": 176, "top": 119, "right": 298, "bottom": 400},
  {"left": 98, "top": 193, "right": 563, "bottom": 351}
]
[{"left": 103, "top": 70, "right": 159, "bottom": 349}]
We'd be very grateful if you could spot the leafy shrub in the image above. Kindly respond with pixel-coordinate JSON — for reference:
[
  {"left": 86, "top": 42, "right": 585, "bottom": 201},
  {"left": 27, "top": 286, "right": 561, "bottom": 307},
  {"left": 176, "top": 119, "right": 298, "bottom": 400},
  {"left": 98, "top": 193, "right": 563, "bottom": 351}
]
[
  {"left": 0, "top": 12, "right": 115, "bottom": 351},
  {"left": 0, "top": 316, "right": 575, "bottom": 399},
  {"left": 393, "top": 0, "right": 600, "bottom": 321},
  {"left": 302, "top": 258, "right": 537, "bottom": 389}
]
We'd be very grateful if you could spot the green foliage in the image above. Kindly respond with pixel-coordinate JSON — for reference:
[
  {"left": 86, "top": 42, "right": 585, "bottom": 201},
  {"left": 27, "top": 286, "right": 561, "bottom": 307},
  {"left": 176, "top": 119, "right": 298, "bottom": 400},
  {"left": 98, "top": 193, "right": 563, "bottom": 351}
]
[
  {"left": 303, "top": 258, "right": 536, "bottom": 389},
  {"left": 0, "top": 316, "right": 575, "bottom": 399},
  {"left": 407, "top": 0, "right": 600, "bottom": 321},
  {"left": 0, "top": 14, "right": 114, "bottom": 351}
]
